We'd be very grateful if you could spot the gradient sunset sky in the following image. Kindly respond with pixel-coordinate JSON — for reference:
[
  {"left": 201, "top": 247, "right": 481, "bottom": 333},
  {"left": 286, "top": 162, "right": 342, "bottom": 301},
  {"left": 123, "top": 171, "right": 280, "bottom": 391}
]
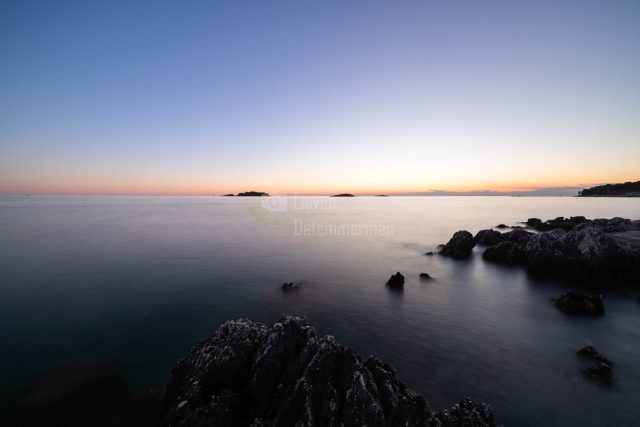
[{"left": 1, "top": 0, "right": 639, "bottom": 195}]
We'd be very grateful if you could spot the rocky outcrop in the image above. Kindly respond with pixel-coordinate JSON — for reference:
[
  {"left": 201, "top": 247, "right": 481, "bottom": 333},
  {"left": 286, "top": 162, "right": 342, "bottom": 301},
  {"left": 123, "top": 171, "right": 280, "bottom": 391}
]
[
  {"left": 553, "top": 292, "right": 605, "bottom": 316},
  {"left": 387, "top": 272, "right": 405, "bottom": 288},
  {"left": 473, "top": 229, "right": 503, "bottom": 246},
  {"left": 439, "top": 231, "right": 476, "bottom": 259},
  {"left": 482, "top": 241, "right": 522, "bottom": 265},
  {"left": 419, "top": 273, "right": 433, "bottom": 280},
  {"left": 445, "top": 217, "right": 640, "bottom": 286},
  {"left": 161, "top": 316, "right": 495, "bottom": 427}
]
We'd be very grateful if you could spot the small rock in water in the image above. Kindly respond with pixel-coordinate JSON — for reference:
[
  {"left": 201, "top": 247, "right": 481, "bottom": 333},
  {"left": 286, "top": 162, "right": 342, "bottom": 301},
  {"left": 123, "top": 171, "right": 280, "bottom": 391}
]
[
  {"left": 419, "top": 273, "right": 433, "bottom": 280},
  {"left": 582, "top": 362, "right": 614, "bottom": 385},
  {"left": 281, "top": 282, "right": 302, "bottom": 291},
  {"left": 496, "top": 224, "right": 508, "bottom": 229},
  {"left": 424, "top": 251, "right": 436, "bottom": 256},
  {"left": 577, "top": 346, "right": 613, "bottom": 367},
  {"left": 387, "top": 272, "right": 405, "bottom": 288},
  {"left": 553, "top": 292, "right": 605, "bottom": 316}
]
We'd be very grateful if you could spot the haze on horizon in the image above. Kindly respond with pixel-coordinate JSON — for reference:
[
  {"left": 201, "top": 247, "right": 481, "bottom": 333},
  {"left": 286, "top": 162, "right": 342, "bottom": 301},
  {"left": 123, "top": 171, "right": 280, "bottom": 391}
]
[{"left": 1, "top": 0, "right": 639, "bottom": 196}]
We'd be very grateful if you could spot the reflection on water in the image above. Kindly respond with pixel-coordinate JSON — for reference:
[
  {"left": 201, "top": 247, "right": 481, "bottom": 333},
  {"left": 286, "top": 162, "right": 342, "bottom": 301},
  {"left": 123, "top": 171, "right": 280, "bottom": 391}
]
[{"left": 0, "top": 196, "right": 639, "bottom": 426}]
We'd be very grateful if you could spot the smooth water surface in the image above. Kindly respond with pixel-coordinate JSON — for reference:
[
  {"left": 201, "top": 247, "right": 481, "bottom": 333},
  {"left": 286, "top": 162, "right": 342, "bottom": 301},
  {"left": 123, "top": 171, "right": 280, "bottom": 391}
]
[{"left": 1, "top": 196, "right": 639, "bottom": 425}]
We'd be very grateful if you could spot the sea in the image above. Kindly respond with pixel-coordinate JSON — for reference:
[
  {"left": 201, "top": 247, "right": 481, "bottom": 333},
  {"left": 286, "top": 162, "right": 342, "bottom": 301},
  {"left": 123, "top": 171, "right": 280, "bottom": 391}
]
[{"left": 0, "top": 195, "right": 639, "bottom": 426}]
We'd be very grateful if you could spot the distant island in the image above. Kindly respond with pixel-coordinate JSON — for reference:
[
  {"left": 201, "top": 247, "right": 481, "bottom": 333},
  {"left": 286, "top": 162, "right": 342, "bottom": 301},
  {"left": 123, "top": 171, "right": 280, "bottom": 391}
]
[
  {"left": 331, "top": 193, "right": 356, "bottom": 197},
  {"left": 578, "top": 181, "right": 640, "bottom": 197},
  {"left": 225, "top": 191, "right": 270, "bottom": 197}
]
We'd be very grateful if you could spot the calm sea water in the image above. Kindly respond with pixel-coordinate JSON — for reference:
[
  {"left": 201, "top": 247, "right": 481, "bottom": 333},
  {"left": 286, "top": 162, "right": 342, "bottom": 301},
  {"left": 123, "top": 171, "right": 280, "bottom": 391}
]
[{"left": 1, "top": 195, "right": 639, "bottom": 425}]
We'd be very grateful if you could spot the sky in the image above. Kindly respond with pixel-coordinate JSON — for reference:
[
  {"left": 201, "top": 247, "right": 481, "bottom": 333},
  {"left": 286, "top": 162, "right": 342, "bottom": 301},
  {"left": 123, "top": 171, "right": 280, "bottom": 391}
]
[{"left": 1, "top": 0, "right": 639, "bottom": 195}]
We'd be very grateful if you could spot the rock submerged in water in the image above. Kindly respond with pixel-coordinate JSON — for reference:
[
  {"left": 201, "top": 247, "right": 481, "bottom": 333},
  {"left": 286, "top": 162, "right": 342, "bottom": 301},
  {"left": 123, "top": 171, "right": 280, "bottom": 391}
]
[
  {"left": 553, "top": 292, "right": 605, "bottom": 316},
  {"left": 161, "top": 316, "right": 495, "bottom": 427},
  {"left": 439, "top": 231, "right": 476, "bottom": 259},
  {"left": 419, "top": 273, "right": 433, "bottom": 280},
  {"left": 387, "top": 272, "right": 405, "bottom": 288}
]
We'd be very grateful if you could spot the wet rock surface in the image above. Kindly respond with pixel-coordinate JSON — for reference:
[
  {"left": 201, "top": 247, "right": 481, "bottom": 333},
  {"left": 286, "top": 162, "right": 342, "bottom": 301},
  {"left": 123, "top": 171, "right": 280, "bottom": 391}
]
[
  {"left": 419, "top": 272, "right": 433, "bottom": 280},
  {"left": 439, "top": 231, "right": 476, "bottom": 259},
  {"left": 161, "top": 316, "right": 495, "bottom": 427},
  {"left": 553, "top": 292, "right": 605, "bottom": 316}
]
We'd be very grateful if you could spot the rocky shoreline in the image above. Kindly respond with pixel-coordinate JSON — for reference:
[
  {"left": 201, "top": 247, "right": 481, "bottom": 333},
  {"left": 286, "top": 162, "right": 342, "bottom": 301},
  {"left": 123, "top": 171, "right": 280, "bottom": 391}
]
[
  {"left": 161, "top": 316, "right": 495, "bottom": 427},
  {"left": 438, "top": 216, "right": 640, "bottom": 286}
]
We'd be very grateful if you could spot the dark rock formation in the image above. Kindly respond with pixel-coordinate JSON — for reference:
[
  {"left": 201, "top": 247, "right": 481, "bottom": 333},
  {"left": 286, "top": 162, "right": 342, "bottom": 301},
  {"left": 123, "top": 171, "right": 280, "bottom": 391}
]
[
  {"left": 579, "top": 181, "right": 640, "bottom": 197},
  {"left": 482, "top": 241, "right": 522, "bottom": 265},
  {"left": 387, "top": 272, "right": 405, "bottom": 288},
  {"left": 439, "top": 231, "right": 476, "bottom": 259},
  {"left": 577, "top": 346, "right": 613, "bottom": 367},
  {"left": 526, "top": 218, "right": 543, "bottom": 227},
  {"left": 424, "top": 251, "right": 436, "bottom": 256},
  {"left": 442, "top": 217, "right": 640, "bottom": 286},
  {"left": 223, "top": 193, "right": 235, "bottom": 196},
  {"left": 582, "top": 363, "right": 614, "bottom": 385},
  {"left": 496, "top": 224, "right": 508, "bottom": 229},
  {"left": 331, "top": 193, "right": 356, "bottom": 197},
  {"left": 419, "top": 273, "right": 433, "bottom": 280},
  {"left": 237, "top": 191, "right": 270, "bottom": 197},
  {"left": 161, "top": 316, "right": 495, "bottom": 427},
  {"left": 281, "top": 282, "right": 302, "bottom": 291},
  {"left": 525, "top": 216, "right": 590, "bottom": 232},
  {"left": 474, "top": 229, "right": 503, "bottom": 246},
  {"left": 553, "top": 292, "right": 605, "bottom": 316}
]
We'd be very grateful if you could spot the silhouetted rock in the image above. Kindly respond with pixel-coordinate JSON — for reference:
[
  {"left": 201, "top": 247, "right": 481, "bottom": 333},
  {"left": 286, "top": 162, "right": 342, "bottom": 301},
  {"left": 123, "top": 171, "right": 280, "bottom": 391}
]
[
  {"left": 582, "top": 362, "right": 614, "bottom": 385},
  {"left": 553, "top": 292, "right": 605, "bottom": 316},
  {"left": 424, "top": 251, "right": 436, "bottom": 256},
  {"left": 496, "top": 224, "right": 508, "bottom": 229},
  {"left": 502, "top": 228, "right": 535, "bottom": 244},
  {"left": 577, "top": 346, "right": 613, "bottom": 367},
  {"left": 482, "top": 241, "right": 522, "bottom": 265},
  {"left": 387, "top": 272, "right": 405, "bottom": 288},
  {"left": 237, "top": 191, "right": 269, "bottom": 197},
  {"left": 161, "top": 316, "right": 496, "bottom": 427},
  {"left": 419, "top": 273, "right": 433, "bottom": 280},
  {"left": 331, "top": 193, "right": 356, "bottom": 197},
  {"left": 223, "top": 193, "right": 235, "bottom": 196},
  {"left": 474, "top": 229, "right": 503, "bottom": 246},
  {"left": 439, "top": 231, "right": 476, "bottom": 259},
  {"left": 579, "top": 181, "right": 640, "bottom": 197},
  {"left": 281, "top": 282, "right": 301, "bottom": 291},
  {"left": 526, "top": 218, "right": 543, "bottom": 227}
]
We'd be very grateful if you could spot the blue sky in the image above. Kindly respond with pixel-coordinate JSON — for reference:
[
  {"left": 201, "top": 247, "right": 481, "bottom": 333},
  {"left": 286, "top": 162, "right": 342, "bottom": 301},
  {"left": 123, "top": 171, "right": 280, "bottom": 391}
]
[{"left": 1, "top": 0, "right": 639, "bottom": 194}]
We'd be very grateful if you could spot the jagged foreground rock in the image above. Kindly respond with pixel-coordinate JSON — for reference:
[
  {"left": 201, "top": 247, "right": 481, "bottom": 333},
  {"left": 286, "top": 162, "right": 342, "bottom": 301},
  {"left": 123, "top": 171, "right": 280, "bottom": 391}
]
[{"left": 161, "top": 316, "right": 495, "bottom": 427}]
